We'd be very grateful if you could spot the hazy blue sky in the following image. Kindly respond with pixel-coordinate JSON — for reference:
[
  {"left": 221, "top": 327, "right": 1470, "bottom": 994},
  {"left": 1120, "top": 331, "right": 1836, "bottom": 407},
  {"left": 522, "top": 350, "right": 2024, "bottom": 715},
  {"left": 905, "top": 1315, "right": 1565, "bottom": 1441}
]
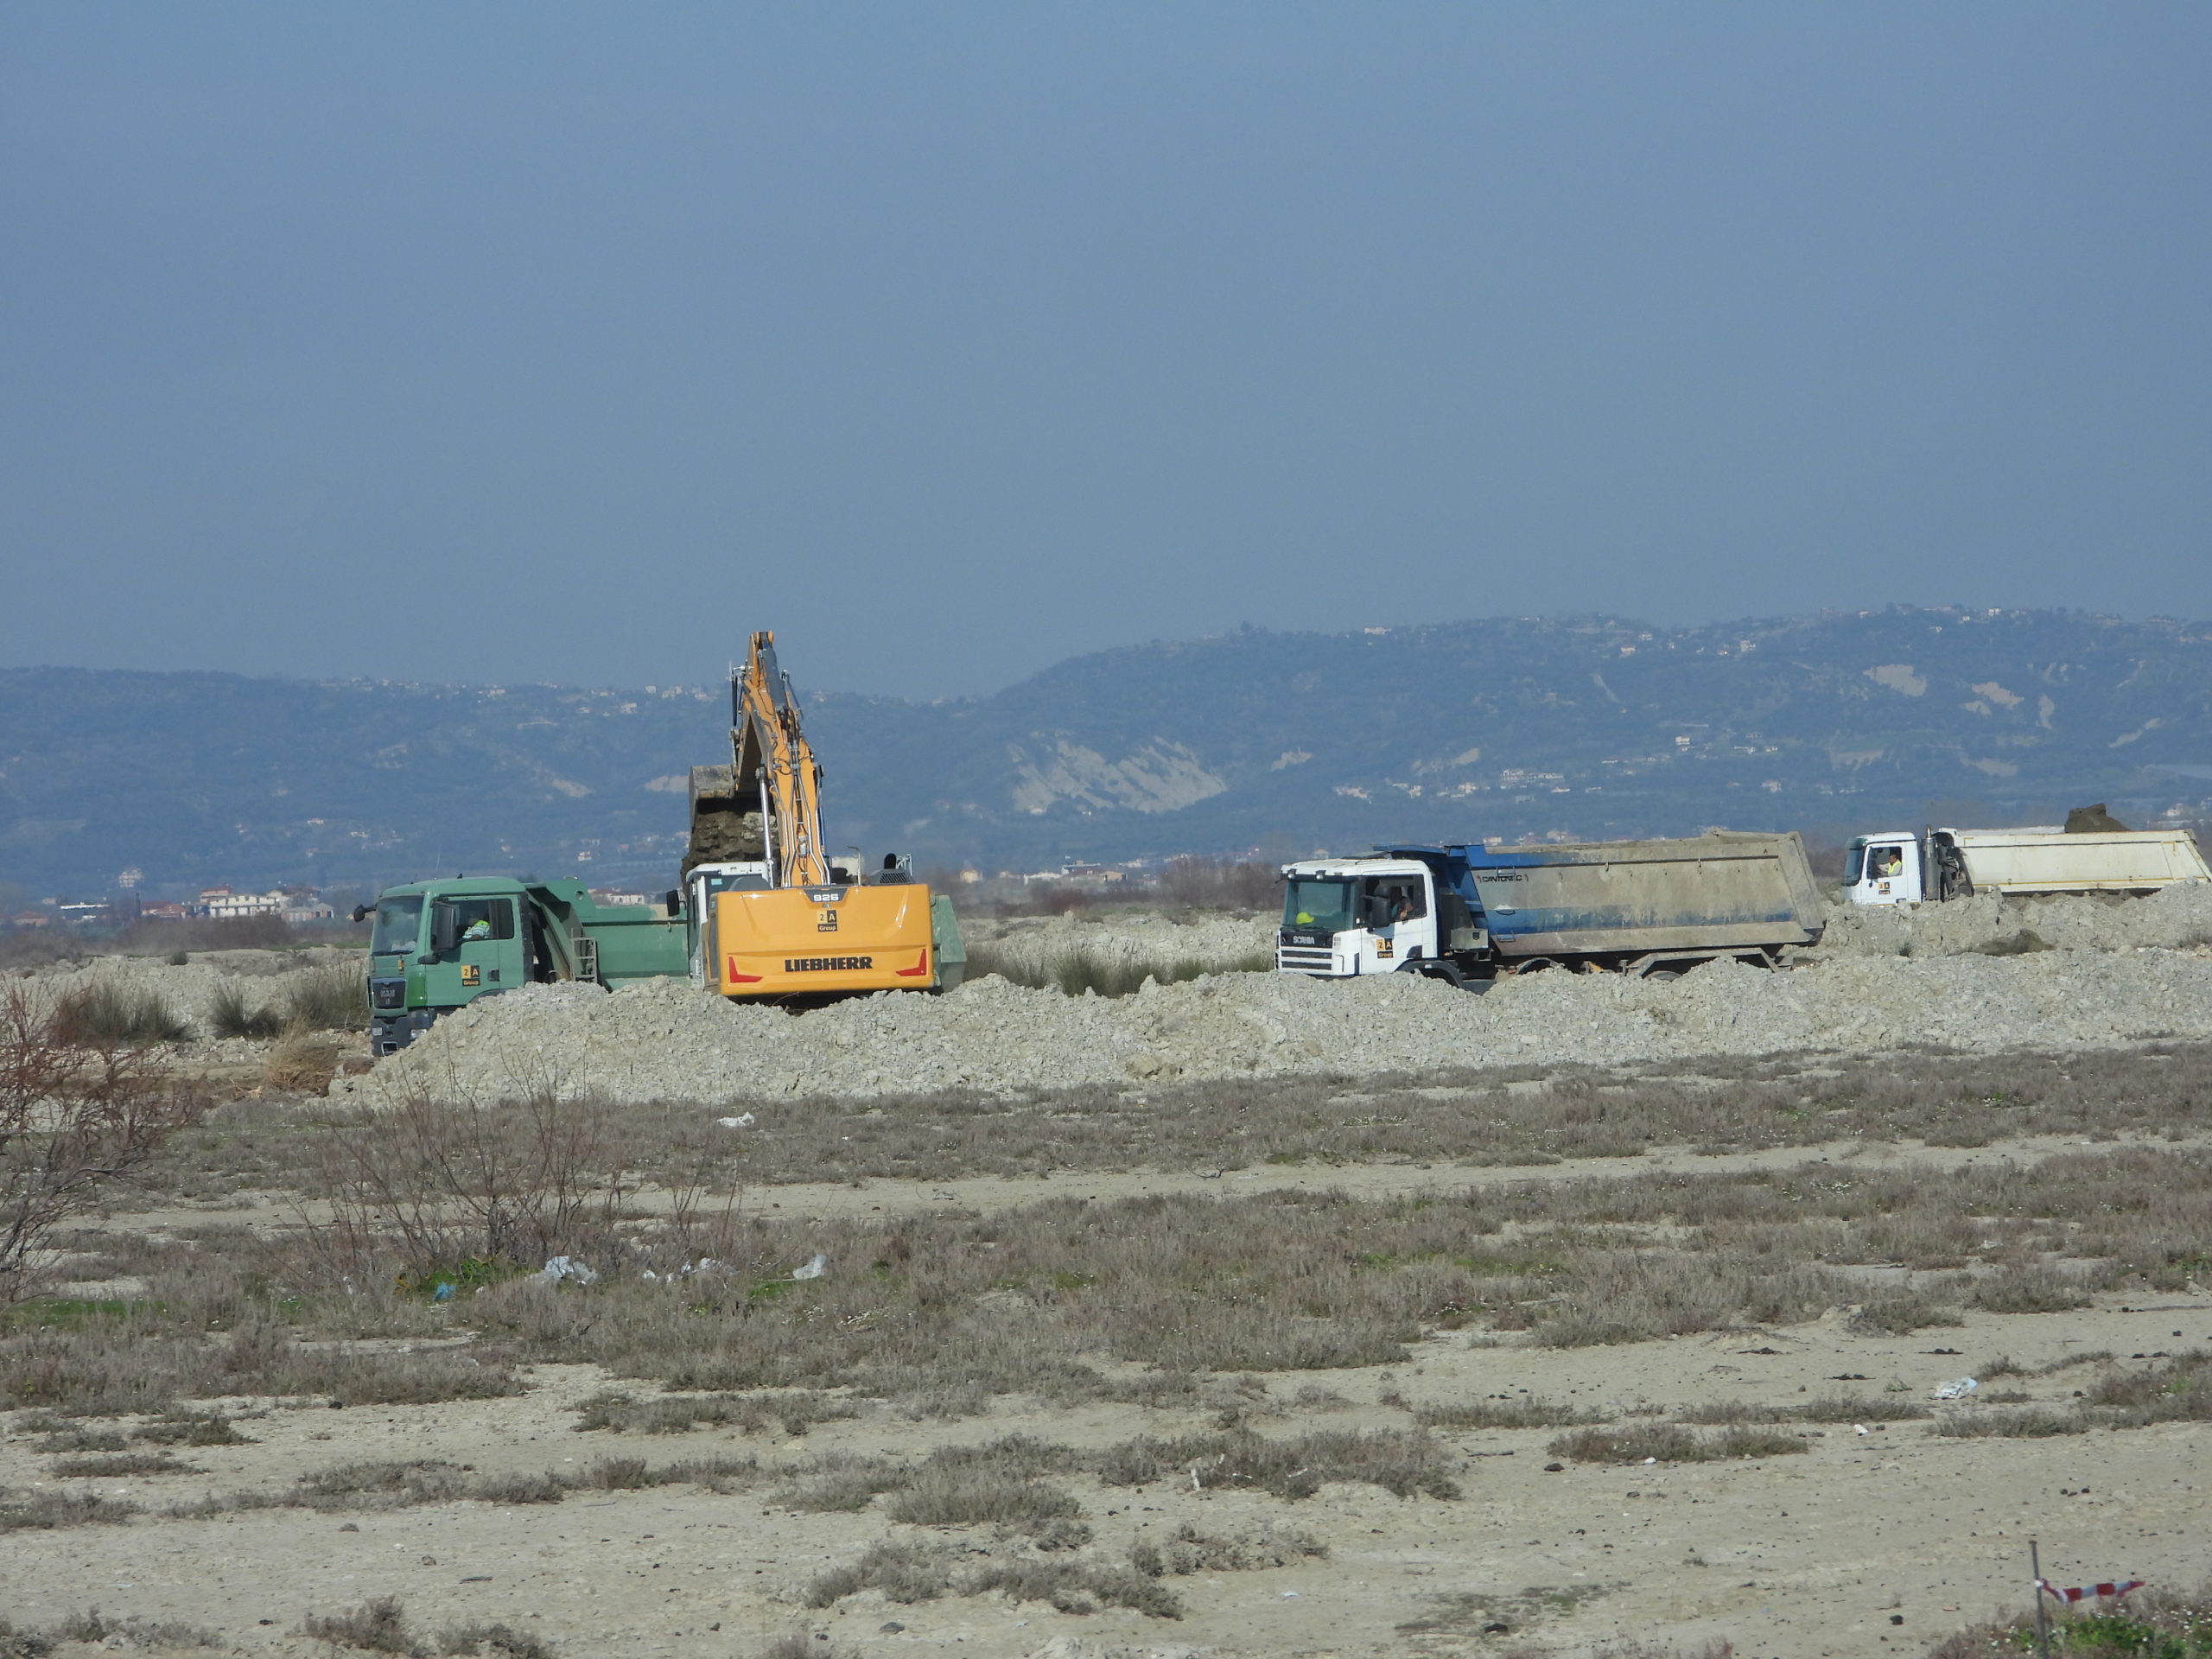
[{"left": 4, "top": 5, "right": 2209, "bottom": 698}]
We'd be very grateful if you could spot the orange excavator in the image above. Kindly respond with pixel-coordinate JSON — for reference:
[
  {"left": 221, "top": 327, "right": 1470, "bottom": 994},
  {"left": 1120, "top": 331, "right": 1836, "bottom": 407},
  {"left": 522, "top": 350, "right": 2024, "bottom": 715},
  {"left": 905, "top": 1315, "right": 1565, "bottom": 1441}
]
[{"left": 680, "top": 632, "right": 963, "bottom": 1000}]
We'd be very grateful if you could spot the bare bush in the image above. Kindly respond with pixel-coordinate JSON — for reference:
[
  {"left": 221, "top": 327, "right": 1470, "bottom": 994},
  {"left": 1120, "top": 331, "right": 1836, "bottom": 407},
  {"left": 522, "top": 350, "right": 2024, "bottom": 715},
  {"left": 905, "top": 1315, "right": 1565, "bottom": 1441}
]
[
  {"left": 303, "top": 1084, "right": 642, "bottom": 1283},
  {"left": 0, "top": 986, "right": 206, "bottom": 1302}
]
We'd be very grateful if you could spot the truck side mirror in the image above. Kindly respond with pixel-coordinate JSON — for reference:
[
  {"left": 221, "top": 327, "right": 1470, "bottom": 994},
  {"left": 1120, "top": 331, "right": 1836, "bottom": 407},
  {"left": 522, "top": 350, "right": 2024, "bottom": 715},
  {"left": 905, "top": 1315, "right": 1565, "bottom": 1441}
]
[
  {"left": 430, "top": 902, "right": 460, "bottom": 956},
  {"left": 350, "top": 904, "right": 373, "bottom": 925},
  {"left": 664, "top": 888, "right": 682, "bottom": 916}
]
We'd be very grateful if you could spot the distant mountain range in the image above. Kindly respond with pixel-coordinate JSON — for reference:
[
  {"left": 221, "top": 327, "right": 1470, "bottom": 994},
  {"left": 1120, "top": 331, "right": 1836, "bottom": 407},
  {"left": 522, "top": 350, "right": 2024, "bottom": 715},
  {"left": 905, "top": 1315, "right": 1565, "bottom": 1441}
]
[{"left": 5, "top": 607, "right": 2211, "bottom": 900}]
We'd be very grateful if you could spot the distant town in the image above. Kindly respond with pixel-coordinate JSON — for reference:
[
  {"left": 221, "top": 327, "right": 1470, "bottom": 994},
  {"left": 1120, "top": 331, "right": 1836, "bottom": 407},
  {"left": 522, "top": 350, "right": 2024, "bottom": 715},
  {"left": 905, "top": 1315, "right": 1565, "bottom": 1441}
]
[{"left": 0, "top": 855, "right": 1285, "bottom": 937}]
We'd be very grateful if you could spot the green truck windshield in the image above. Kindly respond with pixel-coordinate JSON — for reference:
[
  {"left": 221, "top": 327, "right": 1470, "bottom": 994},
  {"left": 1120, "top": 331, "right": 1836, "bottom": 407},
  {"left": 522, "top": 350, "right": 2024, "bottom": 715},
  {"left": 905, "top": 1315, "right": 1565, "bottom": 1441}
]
[
  {"left": 1283, "top": 878, "right": 1355, "bottom": 934},
  {"left": 370, "top": 896, "right": 423, "bottom": 955}
]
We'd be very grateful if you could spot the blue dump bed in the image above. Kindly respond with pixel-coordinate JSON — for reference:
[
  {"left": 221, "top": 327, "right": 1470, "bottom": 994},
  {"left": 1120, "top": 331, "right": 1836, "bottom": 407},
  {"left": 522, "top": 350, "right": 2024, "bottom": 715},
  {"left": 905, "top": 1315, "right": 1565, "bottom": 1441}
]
[{"left": 1384, "top": 831, "right": 1826, "bottom": 961}]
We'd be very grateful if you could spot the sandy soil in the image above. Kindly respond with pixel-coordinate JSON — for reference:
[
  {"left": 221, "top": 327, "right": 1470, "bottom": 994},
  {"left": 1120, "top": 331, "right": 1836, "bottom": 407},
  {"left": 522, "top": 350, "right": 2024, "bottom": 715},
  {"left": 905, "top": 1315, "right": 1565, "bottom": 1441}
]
[{"left": 8, "top": 1131, "right": 2211, "bottom": 1658}]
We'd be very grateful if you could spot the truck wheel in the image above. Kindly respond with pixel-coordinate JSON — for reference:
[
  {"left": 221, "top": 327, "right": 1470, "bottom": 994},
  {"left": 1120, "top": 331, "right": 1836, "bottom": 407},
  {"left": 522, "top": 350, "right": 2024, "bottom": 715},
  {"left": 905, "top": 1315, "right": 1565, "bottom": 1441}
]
[
  {"left": 1644, "top": 969, "right": 1681, "bottom": 982},
  {"left": 1396, "top": 959, "right": 1466, "bottom": 989}
]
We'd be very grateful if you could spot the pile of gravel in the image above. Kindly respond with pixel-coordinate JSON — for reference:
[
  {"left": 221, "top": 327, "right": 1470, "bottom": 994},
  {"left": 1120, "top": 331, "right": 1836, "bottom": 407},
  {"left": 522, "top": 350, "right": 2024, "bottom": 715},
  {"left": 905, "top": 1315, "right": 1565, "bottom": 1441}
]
[
  {"left": 1809, "top": 880, "right": 2212, "bottom": 959},
  {"left": 343, "top": 936, "right": 2212, "bottom": 1107},
  {"left": 960, "top": 911, "right": 1272, "bottom": 979}
]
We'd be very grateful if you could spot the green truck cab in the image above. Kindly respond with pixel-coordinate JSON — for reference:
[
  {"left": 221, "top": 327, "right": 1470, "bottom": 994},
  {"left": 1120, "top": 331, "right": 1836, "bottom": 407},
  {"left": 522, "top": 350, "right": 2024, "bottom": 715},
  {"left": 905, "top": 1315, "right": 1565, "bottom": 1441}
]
[{"left": 359, "top": 876, "right": 689, "bottom": 1057}]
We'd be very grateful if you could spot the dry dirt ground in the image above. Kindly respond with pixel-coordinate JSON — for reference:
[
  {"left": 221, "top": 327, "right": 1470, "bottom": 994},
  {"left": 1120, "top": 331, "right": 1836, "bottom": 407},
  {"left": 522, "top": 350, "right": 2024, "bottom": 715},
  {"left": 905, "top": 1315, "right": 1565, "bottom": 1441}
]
[
  {"left": 7, "top": 1124, "right": 2211, "bottom": 1657},
  {"left": 8, "top": 935, "right": 2212, "bottom": 1657}
]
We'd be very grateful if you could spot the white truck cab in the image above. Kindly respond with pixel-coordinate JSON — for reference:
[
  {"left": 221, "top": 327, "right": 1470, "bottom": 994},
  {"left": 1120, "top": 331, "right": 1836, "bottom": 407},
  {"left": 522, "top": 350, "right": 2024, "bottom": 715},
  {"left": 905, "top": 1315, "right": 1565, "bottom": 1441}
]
[
  {"left": 1278, "top": 857, "right": 1440, "bottom": 976},
  {"left": 1842, "top": 833, "right": 1925, "bottom": 906},
  {"left": 685, "top": 861, "right": 772, "bottom": 984}
]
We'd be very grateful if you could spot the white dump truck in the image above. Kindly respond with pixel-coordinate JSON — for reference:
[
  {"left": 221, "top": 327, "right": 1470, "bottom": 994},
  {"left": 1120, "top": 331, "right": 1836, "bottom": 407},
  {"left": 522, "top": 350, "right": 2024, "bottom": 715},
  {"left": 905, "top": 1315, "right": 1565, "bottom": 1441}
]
[
  {"left": 1278, "top": 832, "right": 1827, "bottom": 987},
  {"left": 1844, "top": 811, "right": 2209, "bottom": 906}
]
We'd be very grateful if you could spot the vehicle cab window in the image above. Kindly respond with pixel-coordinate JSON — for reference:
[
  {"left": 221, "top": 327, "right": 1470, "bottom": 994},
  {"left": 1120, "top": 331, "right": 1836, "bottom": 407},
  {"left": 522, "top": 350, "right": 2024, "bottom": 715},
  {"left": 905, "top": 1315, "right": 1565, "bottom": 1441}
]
[
  {"left": 1361, "top": 877, "right": 1426, "bottom": 927},
  {"left": 449, "top": 898, "right": 515, "bottom": 941}
]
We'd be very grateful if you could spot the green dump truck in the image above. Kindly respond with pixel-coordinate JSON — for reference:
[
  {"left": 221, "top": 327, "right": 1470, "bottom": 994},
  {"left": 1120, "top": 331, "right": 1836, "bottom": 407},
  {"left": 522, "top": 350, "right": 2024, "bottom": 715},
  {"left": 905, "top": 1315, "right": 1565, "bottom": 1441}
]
[{"left": 357, "top": 876, "right": 688, "bottom": 1057}]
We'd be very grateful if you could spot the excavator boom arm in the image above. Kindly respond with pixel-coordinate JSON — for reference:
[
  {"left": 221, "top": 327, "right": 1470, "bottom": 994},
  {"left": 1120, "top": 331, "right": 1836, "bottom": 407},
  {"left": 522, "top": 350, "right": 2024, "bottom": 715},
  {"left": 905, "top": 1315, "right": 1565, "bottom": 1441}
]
[{"left": 730, "top": 631, "right": 830, "bottom": 888}]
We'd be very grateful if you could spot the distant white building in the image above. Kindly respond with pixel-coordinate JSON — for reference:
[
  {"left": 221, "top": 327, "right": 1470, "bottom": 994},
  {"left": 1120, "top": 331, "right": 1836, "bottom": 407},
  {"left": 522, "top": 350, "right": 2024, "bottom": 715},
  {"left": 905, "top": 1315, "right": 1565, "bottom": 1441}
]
[{"left": 200, "top": 887, "right": 285, "bottom": 920}]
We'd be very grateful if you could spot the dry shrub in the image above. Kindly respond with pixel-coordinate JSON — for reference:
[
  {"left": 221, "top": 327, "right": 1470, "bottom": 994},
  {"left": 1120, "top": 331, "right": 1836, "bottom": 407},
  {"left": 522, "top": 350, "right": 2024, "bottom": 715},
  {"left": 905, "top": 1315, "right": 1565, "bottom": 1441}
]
[
  {"left": 1413, "top": 1395, "right": 1610, "bottom": 1429},
  {"left": 49, "top": 1450, "right": 196, "bottom": 1477},
  {"left": 1971, "top": 1266, "right": 2094, "bottom": 1314},
  {"left": 573, "top": 1388, "right": 855, "bottom": 1438},
  {"left": 437, "top": 1623, "right": 556, "bottom": 1658},
  {"left": 802, "top": 1542, "right": 1181, "bottom": 1619},
  {"left": 0, "top": 1486, "right": 139, "bottom": 1531},
  {"left": 771, "top": 1454, "right": 912, "bottom": 1513},
  {"left": 804, "top": 1541, "right": 961, "bottom": 1608},
  {"left": 1925, "top": 1578, "right": 2212, "bottom": 1659},
  {"left": 45, "top": 1609, "right": 223, "bottom": 1650},
  {"left": 1934, "top": 1409, "right": 2086, "bottom": 1440},
  {"left": 50, "top": 982, "right": 189, "bottom": 1046},
  {"left": 0, "top": 986, "right": 206, "bottom": 1302},
  {"left": 1133, "top": 1521, "right": 1326, "bottom": 1575},
  {"left": 175, "top": 1450, "right": 761, "bottom": 1521},
  {"left": 266, "top": 1032, "right": 343, "bottom": 1094},
  {"left": 1548, "top": 1424, "right": 1808, "bottom": 1463},
  {"left": 281, "top": 961, "right": 369, "bottom": 1033},
  {"left": 1675, "top": 1395, "right": 1928, "bottom": 1424},
  {"left": 2084, "top": 1349, "right": 2212, "bottom": 1423},
  {"left": 1090, "top": 1427, "right": 1460, "bottom": 1498},
  {"left": 209, "top": 981, "right": 284, "bottom": 1039},
  {"left": 963, "top": 1555, "right": 1182, "bottom": 1618},
  {"left": 886, "top": 1465, "right": 1086, "bottom": 1535},
  {"left": 1944, "top": 1350, "right": 2212, "bottom": 1440},
  {"left": 302, "top": 1596, "right": 414, "bottom": 1653},
  {"left": 135, "top": 1408, "right": 254, "bottom": 1446},
  {"left": 3, "top": 1314, "right": 523, "bottom": 1418}
]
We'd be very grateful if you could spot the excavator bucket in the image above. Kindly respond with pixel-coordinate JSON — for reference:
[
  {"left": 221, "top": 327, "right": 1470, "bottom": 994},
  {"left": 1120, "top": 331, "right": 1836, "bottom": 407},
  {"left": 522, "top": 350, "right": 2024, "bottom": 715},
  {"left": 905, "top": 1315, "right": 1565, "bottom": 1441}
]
[{"left": 683, "top": 764, "right": 764, "bottom": 877}]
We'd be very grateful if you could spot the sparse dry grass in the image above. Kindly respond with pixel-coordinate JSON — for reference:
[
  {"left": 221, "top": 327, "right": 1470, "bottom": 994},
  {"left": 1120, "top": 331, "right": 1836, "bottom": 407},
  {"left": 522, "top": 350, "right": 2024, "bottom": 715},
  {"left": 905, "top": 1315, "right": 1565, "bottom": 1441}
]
[
  {"left": 1933, "top": 1350, "right": 2212, "bottom": 1440},
  {"left": 131, "top": 1042, "right": 2212, "bottom": 1204},
  {"left": 18, "top": 1129, "right": 2212, "bottom": 1423}
]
